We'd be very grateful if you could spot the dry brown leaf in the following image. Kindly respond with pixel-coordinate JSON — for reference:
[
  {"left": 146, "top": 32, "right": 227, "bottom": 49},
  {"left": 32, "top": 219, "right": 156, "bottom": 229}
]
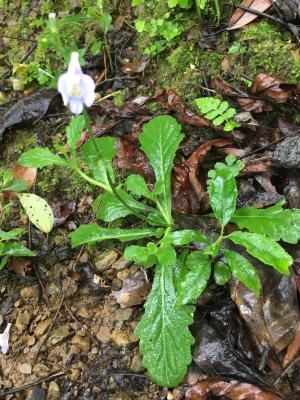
[
  {"left": 283, "top": 324, "right": 300, "bottom": 367},
  {"left": 120, "top": 56, "right": 150, "bottom": 74},
  {"left": 186, "top": 378, "right": 282, "bottom": 400},
  {"left": 12, "top": 165, "right": 37, "bottom": 189},
  {"left": 228, "top": 0, "right": 273, "bottom": 30},
  {"left": 250, "top": 74, "right": 293, "bottom": 104},
  {"left": 10, "top": 257, "right": 32, "bottom": 277}
]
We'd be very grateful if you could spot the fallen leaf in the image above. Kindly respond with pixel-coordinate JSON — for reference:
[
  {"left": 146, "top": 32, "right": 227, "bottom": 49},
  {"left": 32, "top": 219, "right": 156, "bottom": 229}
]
[
  {"left": 186, "top": 378, "right": 282, "bottom": 400},
  {"left": 112, "top": 269, "right": 151, "bottom": 308},
  {"left": 228, "top": 0, "right": 273, "bottom": 30},
  {"left": 10, "top": 257, "right": 32, "bottom": 277},
  {"left": 52, "top": 199, "right": 76, "bottom": 227},
  {"left": 283, "top": 324, "right": 300, "bottom": 367},
  {"left": 250, "top": 74, "right": 294, "bottom": 104},
  {"left": 120, "top": 56, "right": 151, "bottom": 74},
  {"left": 12, "top": 165, "right": 37, "bottom": 189}
]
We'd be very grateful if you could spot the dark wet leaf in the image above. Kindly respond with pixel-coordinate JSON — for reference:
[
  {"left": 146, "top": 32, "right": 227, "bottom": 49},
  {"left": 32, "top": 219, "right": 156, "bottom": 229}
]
[
  {"left": 52, "top": 199, "right": 76, "bottom": 227},
  {"left": 0, "top": 89, "right": 57, "bottom": 141},
  {"left": 228, "top": 0, "right": 273, "bottom": 30},
  {"left": 283, "top": 324, "right": 300, "bottom": 367},
  {"left": 80, "top": 263, "right": 105, "bottom": 291},
  {"left": 0, "top": 293, "right": 19, "bottom": 315},
  {"left": 10, "top": 257, "right": 33, "bottom": 277},
  {"left": 186, "top": 377, "right": 282, "bottom": 399},
  {"left": 272, "top": 0, "right": 300, "bottom": 21},
  {"left": 249, "top": 74, "right": 295, "bottom": 104}
]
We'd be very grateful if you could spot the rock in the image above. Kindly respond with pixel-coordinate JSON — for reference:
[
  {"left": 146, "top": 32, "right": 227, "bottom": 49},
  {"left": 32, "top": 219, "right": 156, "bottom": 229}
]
[
  {"left": 111, "top": 329, "right": 138, "bottom": 346},
  {"left": 71, "top": 334, "right": 91, "bottom": 352},
  {"left": 94, "top": 250, "right": 118, "bottom": 272},
  {"left": 77, "top": 307, "right": 89, "bottom": 319},
  {"left": 27, "top": 335, "right": 36, "bottom": 346},
  {"left": 114, "top": 308, "right": 133, "bottom": 321},
  {"left": 47, "top": 381, "right": 60, "bottom": 400},
  {"left": 20, "top": 286, "right": 37, "bottom": 299},
  {"left": 16, "top": 310, "right": 31, "bottom": 331},
  {"left": 112, "top": 256, "right": 131, "bottom": 271},
  {"left": 273, "top": 135, "right": 300, "bottom": 169},
  {"left": 34, "top": 319, "right": 52, "bottom": 336},
  {"left": 48, "top": 325, "right": 71, "bottom": 345},
  {"left": 96, "top": 326, "right": 111, "bottom": 343},
  {"left": 130, "top": 353, "right": 144, "bottom": 373},
  {"left": 19, "top": 362, "right": 32, "bottom": 374}
]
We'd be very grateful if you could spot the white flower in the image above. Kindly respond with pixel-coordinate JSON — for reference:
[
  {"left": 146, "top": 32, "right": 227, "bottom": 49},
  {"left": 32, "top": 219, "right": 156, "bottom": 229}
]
[
  {"left": 58, "top": 52, "right": 96, "bottom": 115},
  {"left": 0, "top": 323, "right": 12, "bottom": 355}
]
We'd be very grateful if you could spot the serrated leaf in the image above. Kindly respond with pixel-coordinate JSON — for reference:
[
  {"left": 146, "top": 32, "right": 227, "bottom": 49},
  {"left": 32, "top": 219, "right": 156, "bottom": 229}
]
[
  {"left": 19, "top": 148, "right": 67, "bottom": 168},
  {"left": 177, "top": 251, "right": 211, "bottom": 305},
  {"left": 214, "top": 261, "right": 231, "bottom": 285},
  {"left": 231, "top": 202, "right": 300, "bottom": 244},
  {"left": 227, "top": 231, "right": 292, "bottom": 275},
  {"left": 3, "top": 180, "right": 28, "bottom": 192},
  {"left": 208, "top": 157, "right": 244, "bottom": 226},
  {"left": 66, "top": 115, "right": 85, "bottom": 152},
  {"left": 95, "top": 189, "right": 155, "bottom": 222},
  {"left": 69, "top": 223, "right": 163, "bottom": 247},
  {"left": 126, "top": 174, "right": 153, "bottom": 199},
  {"left": 161, "top": 230, "right": 208, "bottom": 246},
  {"left": 3, "top": 242, "right": 35, "bottom": 257},
  {"left": 139, "top": 116, "right": 184, "bottom": 224},
  {"left": 18, "top": 193, "right": 54, "bottom": 233},
  {"left": 135, "top": 263, "right": 195, "bottom": 387},
  {"left": 223, "top": 250, "right": 261, "bottom": 295}
]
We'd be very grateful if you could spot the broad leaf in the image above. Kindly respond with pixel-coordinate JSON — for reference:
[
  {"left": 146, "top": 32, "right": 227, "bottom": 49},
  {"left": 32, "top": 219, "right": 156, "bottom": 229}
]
[
  {"left": 208, "top": 156, "right": 244, "bottom": 226},
  {"left": 3, "top": 242, "right": 35, "bottom": 257},
  {"left": 177, "top": 251, "right": 211, "bottom": 305},
  {"left": 126, "top": 174, "right": 153, "bottom": 199},
  {"left": 223, "top": 250, "right": 261, "bottom": 296},
  {"left": 124, "top": 243, "right": 157, "bottom": 268},
  {"left": 3, "top": 180, "right": 28, "bottom": 192},
  {"left": 19, "top": 147, "right": 67, "bottom": 168},
  {"left": 156, "top": 246, "right": 176, "bottom": 266},
  {"left": 135, "top": 263, "right": 195, "bottom": 387},
  {"left": 214, "top": 261, "right": 232, "bottom": 286},
  {"left": 162, "top": 230, "right": 208, "bottom": 246},
  {"left": 66, "top": 115, "right": 85, "bottom": 152},
  {"left": 227, "top": 231, "right": 292, "bottom": 275},
  {"left": 18, "top": 193, "right": 54, "bottom": 233},
  {"left": 231, "top": 202, "right": 300, "bottom": 244},
  {"left": 70, "top": 223, "right": 163, "bottom": 247},
  {"left": 139, "top": 116, "right": 184, "bottom": 224},
  {"left": 0, "top": 228, "right": 24, "bottom": 241},
  {"left": 95, "top": 189, "right": 154, "bottom": 222},
  {"left": 81, "top": 137, "right": 116, "bottom": 164}
]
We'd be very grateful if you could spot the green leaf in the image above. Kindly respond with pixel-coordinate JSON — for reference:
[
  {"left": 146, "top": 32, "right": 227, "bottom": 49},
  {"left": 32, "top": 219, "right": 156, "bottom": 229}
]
[
  {"left": 18, "top": 193, "right": 54, "bottom": 233},
  {"left": 223, "top": 250, "right": 261, "bottom": 295},
  {"left": 66, "top": 115, "right": 85, "bottom": 152},
  {"left": 208, "top": 156, "right": 244, "bottom": 226},
  {"left": 2, "top": 170, "right": 13, "bottom": 187},
  {"left": 0, "top": 256, "right": 9, "bottom": 270},
  {"left": 139, "top": 115, "right": 184, "bottom": 224},
  {"left": 126, "top": 174, "right": 153, "bottom": 199},
  {"left": 231, "top": 202, "right": 300, "bottom": 244},
  {"left": 69, "top": 223, "right": 163, "bottom": 247},
  {"left": 135, "top": 263, "right": 195, "bottom": 387},
  {"left": 95, "top": 189, "right": 155, "bottom": 222},
  {"left": 214, "top": 261, "right": 231, "bottom": 285},
  {"left": 161, "top": 230, "right": 208, "bottom": 246},
  {"left": 156, "top": 245, "right": 176, "bottom": 266},
  {"left": 124, "top": 244, "right": 157, "bottom": 268},
  {"left": 227, "top": 231, "right": 293, "bottom": 275},
  {"left": 3, "top": 180, "right": 28, "bottom": 192},
  {"left": 81, "top": 137, "right": 116, "bottom": 164},
  {"left": 177, "top": 251, "right": 211, "bottom": 305},
  {"left": 3, "top": 242, "right": 35, "bottom": 257},
  {"left": 0, "top": 228, "right": 24, "bottom": 241},
  {"left": 19, "top": 148, "right": 67, "bottom": 168},
  {"left": 135, "top": 19, "right": 146, "bottom": 32}
]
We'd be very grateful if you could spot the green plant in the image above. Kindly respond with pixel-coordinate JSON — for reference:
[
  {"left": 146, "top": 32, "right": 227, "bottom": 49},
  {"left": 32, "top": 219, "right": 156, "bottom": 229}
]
[
  {"left": 195, "top": 97, "right": 241, "bottom": 131},
  {"left": 0, "top": 228, "right": 35, "bottom": 270},
  {"left": 19, "top": 114, "right": 299, "bottom": 387}
]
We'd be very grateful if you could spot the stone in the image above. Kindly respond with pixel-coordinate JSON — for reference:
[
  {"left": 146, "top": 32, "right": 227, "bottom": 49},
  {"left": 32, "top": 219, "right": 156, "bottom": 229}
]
[
  {"left": 112, "top": 256, "right": 131, "bottom": 271},
  {"left": 273, "top": 135, "right": 300, "bottom": 169},
  {"left": 77, "top": 307, "right": 89, "bottom": 319},
  {"left": 71, "top": 334, "right": 91, "bottom": 352},
  {"left": 96, "top": 326, "right": 111, "bottom": 343},
  {"left": 47, "top": 381, "right": 60, "bottom": 400},
  {"left": 20, "top": 286, "right": 37, "bottom": 299},
  {"left": 15, "top": 310, "right": 31, "bottom": 331},
  {"left": 19, "top": 362, "right": 32, "bottom": 374},
  {"left": 48, "top": 325, "right": 71, "bottom": 345},
  {"left": 111, "top": 329, "right": 138, "bottom": 346},
  {"left": 130, "top": 353, "right": 144, "bottom": 373},
  {"left": 114, "top": 308, "right": 133, "bottom": 321},
  {"left": 27, "top": 335, "right": 36, "bottom": 346},
  {"left": 34, "top": 319, "right": 52, "bottom": 336},
  {"left": 94, "top": 250, "right": 118, "bottom": 272}
]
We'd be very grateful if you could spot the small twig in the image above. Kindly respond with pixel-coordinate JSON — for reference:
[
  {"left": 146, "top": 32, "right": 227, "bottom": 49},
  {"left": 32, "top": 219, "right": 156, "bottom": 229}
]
[
  {"left": 96, "top": 75, "right": 139, "bottom": 87},
  {"left": 274, "top": 355, "right": 300, "bottom": 386},
  {"left": 0, "top": 371, "right": 65, "bottom": 398}
]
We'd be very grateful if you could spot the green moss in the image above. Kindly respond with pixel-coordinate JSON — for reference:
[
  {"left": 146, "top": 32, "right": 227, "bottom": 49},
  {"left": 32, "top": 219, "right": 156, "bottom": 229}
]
[{"left": 229, "top": 21, "right": 300, "bottom": 82}]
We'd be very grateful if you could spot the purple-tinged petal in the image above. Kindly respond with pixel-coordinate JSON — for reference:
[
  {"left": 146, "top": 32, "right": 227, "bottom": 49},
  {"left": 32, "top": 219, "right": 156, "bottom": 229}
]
[
  {"left": 57, "top": 73, "right": 69, "bottom": 106},
  {"left": 68, "top": 52, "right": 82, "bottom": 76},
  {"left": 81, "top": 74, "right": 96, "bottom": 107},
  {"left": 69, "top": 98, "right": 84, "bottom": 115}
]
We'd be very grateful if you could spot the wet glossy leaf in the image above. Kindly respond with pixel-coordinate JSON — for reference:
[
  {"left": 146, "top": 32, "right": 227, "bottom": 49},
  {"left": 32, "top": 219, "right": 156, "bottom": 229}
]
[
  {"left": 19, "top": 147, "right": 67, "bottom": 168},
  {"left": 3, "top": 180, "right": 28, "bottom": 192},
  {"left": 0, "top": 228, "right": 24, "bottom": 241},
  {"left": 177, "top": 251, "right": 211, "bottom": 305},
  {"left": 224, "top": 250, "right": 261, "bottom": 296},
  {"left": 232, "top": 202, "right": 300, "bottom": 244},
  {"left": 18, "top": 193, "right": 54, "bottom": 233},
  {"left": 161, "top": 230, "right": 208, "bottom": 246},
  {"left": 214, "top": 261, "right": 232, "bottom": 285},
  {"left": 156, "top": 245, "right": 176, "bottom": 266},
  {"left": 227, "top": 231, "right": 293, "bottom": 275},
  {"left": 66, "top": 115, "right": 85, "bottom": 152},
  {"left": 139, "top": 115, "right": 184, "bottom": 223},
  {"left": 135, "top": 264, "right": 195, "bottom": 387},
  {"left": 3, "top": 242, "right": 35, "bottom": 257},
  {"left": 81, "top": 136, "right": 116, "bottom": 163},
  {"left": 126, "top": 174, "right": 153, "bottom": 199},
  {"left": 70, "top": 223, "right": 163, "bottom": 247}
]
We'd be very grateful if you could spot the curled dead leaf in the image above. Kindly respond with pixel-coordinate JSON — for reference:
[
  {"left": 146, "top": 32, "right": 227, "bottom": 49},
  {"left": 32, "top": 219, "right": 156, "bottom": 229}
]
[{"left": 228, "top": 0, "right": 273, "bottom": 31}]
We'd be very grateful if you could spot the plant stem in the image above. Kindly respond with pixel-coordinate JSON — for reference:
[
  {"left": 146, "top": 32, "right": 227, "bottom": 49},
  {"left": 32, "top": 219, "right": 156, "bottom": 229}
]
[
  {"left": 75, "top": 167, "right": 111, "bottom": 192},
  {"left": 82, "top": 108, "right": 153, "bottom": 224}
]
